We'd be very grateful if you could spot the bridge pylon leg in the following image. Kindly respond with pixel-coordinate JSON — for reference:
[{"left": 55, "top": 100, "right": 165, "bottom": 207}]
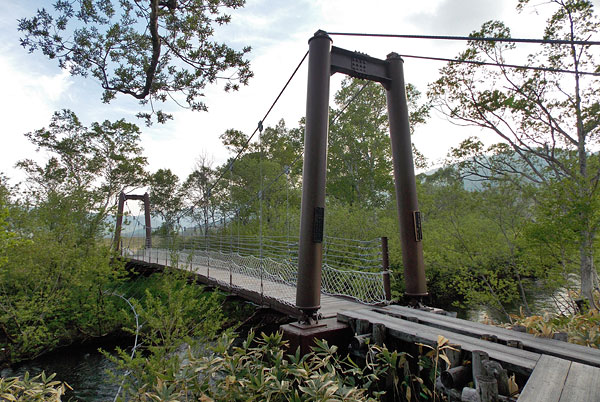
[
  {"left": 114, "top": 192, "right": 126, "bottom": 253},
  {"left": 295, "top": 30, "right": 332, "bottom": 321},
  {"left": 385, "top": 53, "right": 428, "bottom": 297}
]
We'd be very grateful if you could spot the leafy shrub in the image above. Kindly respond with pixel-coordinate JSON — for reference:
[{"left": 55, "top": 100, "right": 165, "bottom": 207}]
[
  {"left": 106, "top": 271, "right": 225, "bottom": 401},
  {"left": 110, "top": 329, "right": 447, "bottom": 402},
  {"left": 0, "top": 372, "right": 69, "bottom": 401},
  {"left": 508, "top": 309, "right": 600, "bottom": 348}
]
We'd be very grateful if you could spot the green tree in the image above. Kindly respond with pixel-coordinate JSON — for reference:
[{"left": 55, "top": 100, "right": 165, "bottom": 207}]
[
  {"left": 183, "top": 154, "right": 216, "bottom": 235},
  {"left": 328, "top": 78, "right": 429, "bottom": 207},
  {"left": 261, "top": 119, "right": 304, "bottom": 172},
  {"left": 17, "top": 109, "right": 147, "bottom": 236},
  {"left": 412, "top": 167, "right": 541, "bottom": 317},
  {"left": 149, "top": 168, "right": 184, "bottom": 233},
  {"left": 0, "top": 110, "right": 149, "bottom": 360},
  {"left": 217, "top": 120, "right": 302, "bottom": 235},
  {"left": 428, "top": 0, "right": 600, "bottom": 307},
  {"left": 18, "top": 0, "right": 253, "bottom": 124}
]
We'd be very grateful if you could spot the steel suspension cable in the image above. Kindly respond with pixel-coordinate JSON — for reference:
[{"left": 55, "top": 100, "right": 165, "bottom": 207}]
[
  {"left": 326, "top": 31, "right": 600, "bottom": 46},
  {"left": 205, "top": 50, "right": 309, "bottom": 199},
  {"left": 258, "top": 121, "right": 264, "bottom": 296},
  {"left": 399, "top": 53, "right": 600, "bottom": 77},
  {"left": 326, "top": 32, "right": 599, "bottom": 77}
]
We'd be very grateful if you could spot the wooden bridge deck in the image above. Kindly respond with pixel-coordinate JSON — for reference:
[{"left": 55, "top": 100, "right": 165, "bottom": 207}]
[
  {"left": 377, "top": 304, "right": 600, "bottom": 368},
  {"left": 127, "top": 248, "right": 363, "bottom": 319},
  {"left": 338, "top": 306, "right": 600, "bottom": 401},
  {"left": 519, "top": 355, "right": 600, "bottom": 402}
]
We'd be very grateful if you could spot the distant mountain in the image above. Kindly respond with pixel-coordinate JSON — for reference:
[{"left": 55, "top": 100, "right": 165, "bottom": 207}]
[{"left": 104, "top": 215, "right": 198, "bottom": 237}]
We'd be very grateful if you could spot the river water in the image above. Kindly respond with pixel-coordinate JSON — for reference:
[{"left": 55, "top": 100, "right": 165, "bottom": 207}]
[{"left": 2, "top": 341, "right": 127, "bottom": 401}]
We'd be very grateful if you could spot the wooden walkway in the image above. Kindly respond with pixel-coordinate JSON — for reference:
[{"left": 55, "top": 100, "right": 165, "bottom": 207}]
[
  {"left": 337, "top": 306, "right": 600, "bottom": 401},
  {"left": 519, "top": 355, "right": 600, "bottom": 402},
  {"left": 377, "top": 305, "right": 600, "bottom": 368},
  {"left": 127, "top": 248, "right": 363, "bottom": 319}
]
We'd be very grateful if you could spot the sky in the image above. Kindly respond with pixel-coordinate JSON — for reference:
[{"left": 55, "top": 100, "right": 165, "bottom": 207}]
[{"left": 1, "top": 0, "right": 597, "bottom": 186}]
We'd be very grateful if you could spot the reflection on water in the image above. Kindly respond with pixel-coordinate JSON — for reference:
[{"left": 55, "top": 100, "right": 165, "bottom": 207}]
[
  {"left": 2, "top": 341, "right": 127, "bottom": 402},
  {"left": 463, "top": 279, "right": 576, "bottom": 324}
]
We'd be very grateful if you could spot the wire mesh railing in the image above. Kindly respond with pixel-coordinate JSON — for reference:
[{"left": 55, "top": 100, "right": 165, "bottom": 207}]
[{"left": 123, "top": 234, "right": 390, "bottom": 305}]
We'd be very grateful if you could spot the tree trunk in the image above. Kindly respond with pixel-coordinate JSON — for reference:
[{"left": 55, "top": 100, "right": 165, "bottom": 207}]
[{"left": 579, "top": 231, "right": 598, "bottom": 310}]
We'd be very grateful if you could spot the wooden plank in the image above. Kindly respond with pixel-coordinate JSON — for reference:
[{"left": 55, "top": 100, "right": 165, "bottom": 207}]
[
  {"left": 558, "top": 361, "right": 600, "bottom": 402},
  {"left": 380, "top": 305, "right": 600, "bottom": 368},
  {"left": 339, "top": 309, "right": 539, "bottom": 375},
  {"left": 518, "top": 355, "right": 571, "bottom": 402}
]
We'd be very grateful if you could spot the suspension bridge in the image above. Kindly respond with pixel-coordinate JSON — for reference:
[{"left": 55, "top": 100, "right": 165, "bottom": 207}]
[
  {"left": 114, "top": 31, "right": 600, "bottom": 401},
  {"left": 122, "top": 233, "right": 391, "bottom": 318}
]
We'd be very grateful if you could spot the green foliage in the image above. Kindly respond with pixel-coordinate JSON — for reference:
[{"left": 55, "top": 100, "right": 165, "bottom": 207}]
[
  {"left": 16, "top": 109, "right": 147, "bottom": 229},
  {"left": 149, "top": 168, "right": 184, "bottom": 234},
  {"left": 107, "top": 271, "right": 225, "bottom": 401},
  {"left": 428, "top": 0, "right": 600, "bottom": 307},
  {"left": 110, "top": 330, "right": 434, "bottom": 402},
  {"left": 135, "top": 271, "right": 224, "bottom": 347},
  {"left": 0, "top": 197, "right": 126, "bottom": 361},
  {"left": 18, "top": 0, "right": 253, "bottom": 124},
  {"left": 415, "top": 335, "right": 459, "bottom": 401},
  {"left": 0, "top": 371, "right": 70, "bottom": 401},
  {"left": 414, "top": 167, "right": 540, "bottom": 316},
  {"left": 0, "top": 111, "right": 148, "bottom": 362}
]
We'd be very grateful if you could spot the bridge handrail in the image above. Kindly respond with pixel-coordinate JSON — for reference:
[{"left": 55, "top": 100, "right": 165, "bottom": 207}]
[{"left": 124, "top": 235, "right": 390, "bottom": 305}]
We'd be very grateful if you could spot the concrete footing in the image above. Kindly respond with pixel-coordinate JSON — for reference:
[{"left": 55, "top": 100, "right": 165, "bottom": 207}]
[{"left": 281, "top": 317, "right": 352, "bottom": 355}]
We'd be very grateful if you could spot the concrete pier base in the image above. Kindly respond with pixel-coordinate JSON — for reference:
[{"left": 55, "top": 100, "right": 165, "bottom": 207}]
[{"left": 281, "top": 318, "right": 352, "bottom": 355}]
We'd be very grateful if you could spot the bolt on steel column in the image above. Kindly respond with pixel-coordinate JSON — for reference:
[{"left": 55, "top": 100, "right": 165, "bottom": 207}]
[
  {"left": 385, "top": 53, "right": 428, "bottom": 296},
  {"left": 296, "top": 30, "right": 332, "bottom": 317}
]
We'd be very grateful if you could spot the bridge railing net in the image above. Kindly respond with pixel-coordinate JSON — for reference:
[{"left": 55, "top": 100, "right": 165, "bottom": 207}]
[{"left": 124, "top": 234, "right": 389, "bottom": 305}]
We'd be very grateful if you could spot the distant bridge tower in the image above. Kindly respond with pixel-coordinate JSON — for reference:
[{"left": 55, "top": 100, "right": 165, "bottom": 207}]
[{"left": 114, "top": 192, "right": 152, "bottom": 252}]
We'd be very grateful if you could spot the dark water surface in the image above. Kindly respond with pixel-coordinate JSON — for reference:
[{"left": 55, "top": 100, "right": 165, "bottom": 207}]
[{"left": 2, "top": 340, "right": 129, "bottom": 401}]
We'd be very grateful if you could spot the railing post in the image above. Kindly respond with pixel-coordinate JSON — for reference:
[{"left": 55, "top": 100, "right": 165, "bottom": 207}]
[
  {"left": 207, "top": 234, "right": 210, "bottom": 278},
  {"left": 296, "top": 30, "right": 332, "bottom": 320},
  {"left": 381, "top": 236, "right": 392, "bottom": 302},
  {"left": 144, "top": 192, "right": 152, "bottom": 248}
]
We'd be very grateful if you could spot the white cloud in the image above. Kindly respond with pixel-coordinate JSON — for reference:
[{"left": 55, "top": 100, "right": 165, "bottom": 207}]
[
  {"left": 412, "top": 0, "right": 506, "bottom": 35},
  {"left": 0, "top": 51, "right": 74, "bottom": 182}
]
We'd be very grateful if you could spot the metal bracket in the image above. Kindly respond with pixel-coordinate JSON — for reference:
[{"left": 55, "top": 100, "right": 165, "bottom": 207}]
[
  {"left": 413, "top": 211, "right": 423, "bottom": 242},
  {"left": 330, "top": 46, "right": 391, "bottom": 87},
  {"left": 313, "top": 207, "right": 324, "bottom": 243}
]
